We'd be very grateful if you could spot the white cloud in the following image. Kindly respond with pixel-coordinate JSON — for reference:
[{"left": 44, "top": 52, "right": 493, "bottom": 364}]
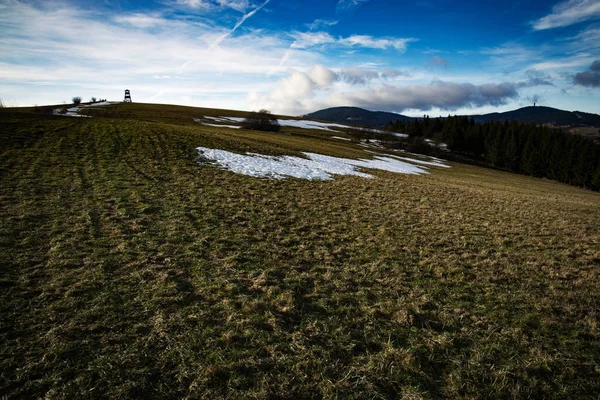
[
  {"left": 532, "top": 0, "right": 600, "bottom": 30},
  {"left": 289, "top": 31, "right": 336, "bottom": 48},
  {"left": 114, "top": 13, "right": 168, "bottom": 28},
  {"left": 309, "top": 64, "right": 338, "bottom": 87},
  {"left": 308, "top": 19, "right": 338, "bottom": 30},
  {"left": 339, "top": 35, "right": 416, "bottom": 51},
  {"left": 529, "top": 56, "right": 595, "bottom": 70},
  {"left": 175, "top": 0, "right": 250, "bottom": 11},
  {"left": 216, "top": 0, "right": 251, "bottom": 12},
  {"left": 176, "top": 0, "right": 211, "bottom": 9},
  {"left": 247, "top": 66, "right": 520, "bottom": 115},
  {"left": 291, "top": 31, "right": 416, "bottom": 51}
]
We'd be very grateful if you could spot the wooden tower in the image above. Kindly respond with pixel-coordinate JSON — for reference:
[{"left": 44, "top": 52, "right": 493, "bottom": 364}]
[{"left": 124, "top": 89, "right": 132, "bottom": 103}]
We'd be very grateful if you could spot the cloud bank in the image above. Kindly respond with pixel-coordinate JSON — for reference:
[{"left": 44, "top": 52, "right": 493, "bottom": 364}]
[{"left": 248, "top": 65, "right": 520, "bottom": 115}]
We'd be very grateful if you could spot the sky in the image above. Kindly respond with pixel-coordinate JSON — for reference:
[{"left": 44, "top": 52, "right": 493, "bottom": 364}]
[{"left": 1, "top": 0, "right": 599, "bottom": 117}]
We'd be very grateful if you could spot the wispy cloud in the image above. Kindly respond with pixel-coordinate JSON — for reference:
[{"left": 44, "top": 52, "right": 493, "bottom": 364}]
[
  {"left": 175, "top": 0, "right": 250, "bottom": 12},
  {"left": 176, "top": 0, "right": 211, "bottom": 9},
  {"left": 308, "top": 19, "right": 338, "bottom": 30},
  {"left": 532, "top": 0, "right": 600, "bottom": 30},
  {"left": 291, "top": 32, "right": 416, "bottom": 51},
  {"left": 336, "top": 0, "right": 370, "bottom": 13},
  {"left": 270, "top": 31, "right": 415, "bottom": 74},
  {"left": 114, "top": 13, "right": 168, "bottom": 28}
]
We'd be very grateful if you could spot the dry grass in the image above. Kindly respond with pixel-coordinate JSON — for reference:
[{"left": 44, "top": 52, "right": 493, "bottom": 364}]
[{"left": 1, "top": 104, "right": 599, "bottom": 399}]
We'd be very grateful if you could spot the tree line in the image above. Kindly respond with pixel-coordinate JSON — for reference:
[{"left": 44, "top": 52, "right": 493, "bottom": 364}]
[{"left": 386, "top": 116, "right": 600, "bottom": 190}]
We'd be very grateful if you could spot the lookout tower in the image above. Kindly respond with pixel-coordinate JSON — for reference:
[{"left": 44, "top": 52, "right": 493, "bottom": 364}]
[{"left": 124, "top": 89, "right": 132, "bottom": 103}]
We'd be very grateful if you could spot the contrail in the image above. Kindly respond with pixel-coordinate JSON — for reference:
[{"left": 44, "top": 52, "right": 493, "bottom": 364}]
[
  {"left": 180, "top": 0, "right": 272, "bottom": 70},
  {"left": 209, "top": 0, "right": 272, "bottom": 49},
  {"left": 269, "top": 43, "right": 296, "bottom": 75}
]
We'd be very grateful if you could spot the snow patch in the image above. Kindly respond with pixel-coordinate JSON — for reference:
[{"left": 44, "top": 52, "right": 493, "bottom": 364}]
[
  {"left": 54, "top": 101, "right": 117, "bottom": 117},
  {"left": 389, "top": 155, "right": 451, "bottom": 168},
  {"left": 193, "top": 118, "right": 241, "bottom": 129},
  {"left": 196, "top": 147, "right": 429, "bottom": 180},
  {"left": 196, "top": 116, "right": 396, "bottom": 134},
  {"left": 331, "top": 136, "right": 351, "bottom": 141}
]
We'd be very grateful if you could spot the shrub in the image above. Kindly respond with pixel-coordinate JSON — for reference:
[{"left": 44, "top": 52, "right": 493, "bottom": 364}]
[
  {"left": 0, "top": 99, "right": 4, "bottom": 108},
  {"left": 90, "top": 97, "right": 97, "bottom": 103},
  {"left": 241, "top": 109, "right": 281, "bottom": 132},
  {"left": 72, "top": 96, "right": 82, "bottom": 105},
  {"left": 406, "top": 137, "right": 433, "bottom": 155}
]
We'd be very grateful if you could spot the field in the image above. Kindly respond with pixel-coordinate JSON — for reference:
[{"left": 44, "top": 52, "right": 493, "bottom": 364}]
[{"left": 1, "top": 103, "right": 599, "bottom": 399}]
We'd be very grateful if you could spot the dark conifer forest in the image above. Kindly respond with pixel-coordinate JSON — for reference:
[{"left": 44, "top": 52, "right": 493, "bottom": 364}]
[{"left": 386, "top": 116, "right": 600, "bottom": 190}]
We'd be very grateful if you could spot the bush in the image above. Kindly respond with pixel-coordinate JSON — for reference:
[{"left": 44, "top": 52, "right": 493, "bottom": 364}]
[
  {"left": 90, "top": 97, "right": 97, "bottom": 103},
  {"left": 72, "top": 96, "right": 82, "bottom": 105},
  {"left": 241, "top": 109, "right": 281, "bottom": 132},
  {"left": 0, "top": 99, "right": 4, "bottom": 108},
  {"left": 405, "top": 137, "right": 433, "bottom": 155}
]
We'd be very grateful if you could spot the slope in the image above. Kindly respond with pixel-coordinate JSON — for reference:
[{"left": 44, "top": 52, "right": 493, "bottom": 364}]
[{"left": 1, "top": 103, "right": 599, "bottom": 399}]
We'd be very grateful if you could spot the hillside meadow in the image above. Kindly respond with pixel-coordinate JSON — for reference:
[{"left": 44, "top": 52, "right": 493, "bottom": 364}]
[{"left": 1, "top": 103, "right": 599, "bottom": 399}]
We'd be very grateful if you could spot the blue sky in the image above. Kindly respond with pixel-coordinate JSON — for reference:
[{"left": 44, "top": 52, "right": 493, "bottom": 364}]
[{"left": 1, "top": 0, "right": 599, "bottom": 117}]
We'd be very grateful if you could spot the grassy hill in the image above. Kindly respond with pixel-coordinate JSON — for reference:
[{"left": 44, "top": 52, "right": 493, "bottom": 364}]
[{"left": 1, "top": 103, "right": 599, "bottom": 399}]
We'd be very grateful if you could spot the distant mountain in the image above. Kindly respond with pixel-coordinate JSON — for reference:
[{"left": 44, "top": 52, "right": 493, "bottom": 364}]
[
  {"left": 303, "top": 106, "right": 412, "bottom": 128},
  {"left": 471, "top": 106, "right": 600, "bottom": 127},
  {"left": 304, "top": 105, "right": 600, "bottom": 128}
]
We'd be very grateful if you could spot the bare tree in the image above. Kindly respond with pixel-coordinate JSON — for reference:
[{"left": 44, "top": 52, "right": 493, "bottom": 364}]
[{"left": 72, "top": 96, "right": 82, "bottom": 105}]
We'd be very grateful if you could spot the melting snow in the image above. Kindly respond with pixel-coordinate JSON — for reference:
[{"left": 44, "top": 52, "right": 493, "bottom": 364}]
[
  {"left": 197, "top": 116, "right": 389, "bottom": 133},
  {"left": 331, "top": 136, "right": 352, "bottom": 141},
  {"left": 193, "top": 118, "right": 241, "bottom": 129},
  {"left": 394, "top": 156, "right": 450, "bottom": 168},
  {"left": 277, "top": 119, "right": 352, "bottom": 131},
  {"left": 196, "top": 147, "right": 434, "bottom": 180},
  {"left": 54, "top": 101, "right": 117, "bottom": 117}
]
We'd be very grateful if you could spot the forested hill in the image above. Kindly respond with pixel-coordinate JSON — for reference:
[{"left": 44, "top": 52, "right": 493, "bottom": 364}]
[
  {"left": 303, "top": 107, "right": 412, "bottom": 127},
  {"left": 472, "top": 106, "right": 600, "bottom": 126},
  {"left": 305, "top": 106, "right": 600, "bottom": 128},
  {"left": 388, "top": 116, "right": 600, "bottom": 190}
]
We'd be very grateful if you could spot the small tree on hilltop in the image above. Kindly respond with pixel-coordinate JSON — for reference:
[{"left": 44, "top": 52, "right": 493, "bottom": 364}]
[
  {"left": 241, "top": 109, "right": 281, "bottom": 132},
  {"left": 90, "top": 97, "right": 97, "bottom": 103},
  {"left": 72, "top": 96, "right": 82, "bottom": 105}
]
